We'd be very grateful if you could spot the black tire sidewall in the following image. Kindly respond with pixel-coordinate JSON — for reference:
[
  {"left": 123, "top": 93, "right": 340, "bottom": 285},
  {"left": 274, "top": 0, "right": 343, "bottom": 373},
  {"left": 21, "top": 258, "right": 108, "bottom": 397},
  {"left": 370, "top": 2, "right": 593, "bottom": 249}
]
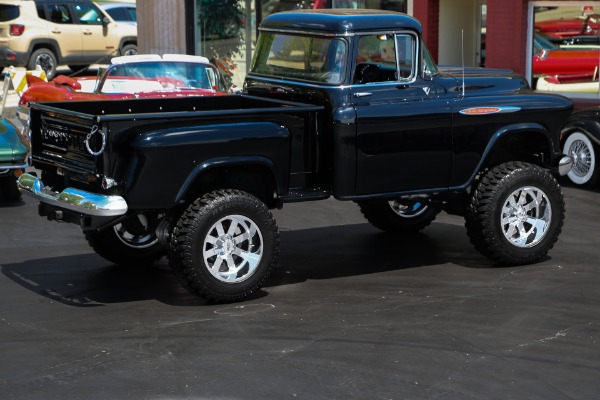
[
  {"left": 468, "top": 162, "right": 564, "bottom": 264},
  {"left": 0, "top": 174, "right": 21, "bottom": 201},
  {"left": 86, "top": 218, "right": 167, "bottom": 266},
  {"left": 170, "top": 190, "right": 278, "bottom": 302},
  {"left": 358, "top": 198, "right": 439, "bottom": 233}
]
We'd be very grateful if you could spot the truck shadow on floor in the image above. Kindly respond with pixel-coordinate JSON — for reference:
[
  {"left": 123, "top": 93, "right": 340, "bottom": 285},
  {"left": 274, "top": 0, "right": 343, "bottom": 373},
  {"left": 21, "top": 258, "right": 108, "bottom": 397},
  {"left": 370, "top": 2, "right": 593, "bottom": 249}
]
[{"left": 2, "top": 221, "right": 538, "bottom": 307}]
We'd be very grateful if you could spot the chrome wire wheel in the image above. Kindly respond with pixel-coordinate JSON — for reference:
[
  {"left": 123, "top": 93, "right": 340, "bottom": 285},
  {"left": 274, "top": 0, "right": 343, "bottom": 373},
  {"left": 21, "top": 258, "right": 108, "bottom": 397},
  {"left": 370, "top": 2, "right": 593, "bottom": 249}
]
[
  {"left": 501, "top": 186, "right": 551, "bottom": 248},
  {"left": 564, "top": 131, "right": 596, "bottom": 185},
  {"left": 203, "top": 214, "right": 263, "bottom": 284}
]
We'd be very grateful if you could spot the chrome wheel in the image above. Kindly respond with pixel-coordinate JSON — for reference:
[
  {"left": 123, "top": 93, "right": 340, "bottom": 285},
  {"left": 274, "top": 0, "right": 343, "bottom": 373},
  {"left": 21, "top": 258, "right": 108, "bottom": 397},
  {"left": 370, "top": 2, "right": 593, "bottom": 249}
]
[
  {"left": 114, "top": 213, "right": 160, "bottom": 249},
  {"left": 564, "top": 131, "right": 596, "bottom": 185},
  {"left": 388, "top": 198, "right": 429, "bottom": 218},
  {"left": 203, "top": 214, "right": 263, "bottom": 284},
  {"left": 501, "top": 186, "right": 551, "bottom": 248}
]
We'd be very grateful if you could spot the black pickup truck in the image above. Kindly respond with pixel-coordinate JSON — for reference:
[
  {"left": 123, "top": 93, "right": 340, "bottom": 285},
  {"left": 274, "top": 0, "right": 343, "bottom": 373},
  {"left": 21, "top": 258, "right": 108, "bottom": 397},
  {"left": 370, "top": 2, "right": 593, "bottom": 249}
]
[{"left": 18, "top": 10, "right": 574, "bottom": 302}]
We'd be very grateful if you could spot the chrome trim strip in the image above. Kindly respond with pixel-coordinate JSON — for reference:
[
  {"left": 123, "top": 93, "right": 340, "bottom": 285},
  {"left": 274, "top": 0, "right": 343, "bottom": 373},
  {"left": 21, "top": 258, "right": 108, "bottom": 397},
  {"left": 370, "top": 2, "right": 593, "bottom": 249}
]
[
  {"left": 17, "top": 173, "right": 128, "bottom": 217},
  {"left": 558, "top": 155, "right": 573, "bottom": 176},
  {"left": 0, "top": 162, "right": 29, "bottom": 170}
]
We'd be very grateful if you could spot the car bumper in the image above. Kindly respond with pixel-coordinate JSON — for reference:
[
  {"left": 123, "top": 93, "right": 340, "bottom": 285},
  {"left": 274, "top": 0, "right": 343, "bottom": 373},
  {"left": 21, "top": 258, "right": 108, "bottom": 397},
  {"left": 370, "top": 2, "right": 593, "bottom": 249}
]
[
  {"left": 17, "top": 173, "right": 128, "bottom": 217},
  {"left": 0, "top": 47, "right": 28, "bottom": 67},
  {"left": 558, "top": 155, "right": 573, "bottom": 176}
]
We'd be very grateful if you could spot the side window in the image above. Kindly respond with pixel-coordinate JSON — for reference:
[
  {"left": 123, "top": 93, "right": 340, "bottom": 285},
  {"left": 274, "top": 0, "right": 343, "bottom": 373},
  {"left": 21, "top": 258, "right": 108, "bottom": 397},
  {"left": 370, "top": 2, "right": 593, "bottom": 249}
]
[
  {"left": 422, "top": 41, "right": 439, "bottom": 76},
  {"left": 45, "top": 5, "right": 72, "bottom": 24},
  {"left": 395, "top": 34, "right": 415, "bottom": 79},
  {"left": 353, "top": 33, "right": 416, "bottom": 84},
  {"left": 36, "top": 5, "right": 45, "bottom": 19},
  {"left": 72, "top": 4, "right": 104, "bottom": 25}
]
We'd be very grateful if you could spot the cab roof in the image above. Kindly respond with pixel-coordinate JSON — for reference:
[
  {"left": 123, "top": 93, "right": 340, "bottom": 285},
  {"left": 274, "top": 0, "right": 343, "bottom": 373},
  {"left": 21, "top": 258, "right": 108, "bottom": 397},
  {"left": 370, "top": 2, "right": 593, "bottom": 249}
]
[{"left": 259, "top": 9, "right": 422, "bottom": 35}]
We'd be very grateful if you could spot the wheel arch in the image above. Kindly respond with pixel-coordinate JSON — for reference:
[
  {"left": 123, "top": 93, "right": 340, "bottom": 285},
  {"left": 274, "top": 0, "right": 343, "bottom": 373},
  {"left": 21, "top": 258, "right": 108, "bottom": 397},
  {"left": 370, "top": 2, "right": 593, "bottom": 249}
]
[
  {"left": 175, "top": 157, "right": 282, "bottom": 208},
  {"left": 119, "top": 37, "right": 138, "bottom": 50},
  {"left": 456, "top": 123, "right": 554, "bottom": 190},
  {"left": 28, "top": 39, "right": 62, "bottom": 62}
]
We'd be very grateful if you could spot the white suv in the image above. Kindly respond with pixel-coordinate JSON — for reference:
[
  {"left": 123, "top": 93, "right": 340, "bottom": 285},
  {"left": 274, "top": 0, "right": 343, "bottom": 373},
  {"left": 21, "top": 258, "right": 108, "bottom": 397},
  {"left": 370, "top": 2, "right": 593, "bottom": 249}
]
[{"left": 0, "top": 0, "right": 137, "bottom": 78}]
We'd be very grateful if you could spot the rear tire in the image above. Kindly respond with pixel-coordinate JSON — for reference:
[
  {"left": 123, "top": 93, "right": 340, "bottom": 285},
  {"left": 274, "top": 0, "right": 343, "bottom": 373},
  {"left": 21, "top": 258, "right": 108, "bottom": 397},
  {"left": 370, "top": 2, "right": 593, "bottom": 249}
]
[
  {"left": 169, "top": 189, "right": 279, "bottom": 303},
  {"left": 27, "top": 48, "right": 57, "bottom": 79},
  {"left": 358, "top": 198, "right": 439, "bottom": 233},
  {"left": 86, "top": 212, "right": 167, "bottom": 265},
  {"left": 465, "top": 162, "right": 565, "bottom": 265}
]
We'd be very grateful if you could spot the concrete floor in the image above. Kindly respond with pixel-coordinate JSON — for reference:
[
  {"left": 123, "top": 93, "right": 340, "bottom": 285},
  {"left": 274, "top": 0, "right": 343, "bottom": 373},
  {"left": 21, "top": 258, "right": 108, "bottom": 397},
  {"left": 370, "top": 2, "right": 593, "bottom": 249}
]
[{"left": 1, "top": 184, "right": 599, "bottom": 399}]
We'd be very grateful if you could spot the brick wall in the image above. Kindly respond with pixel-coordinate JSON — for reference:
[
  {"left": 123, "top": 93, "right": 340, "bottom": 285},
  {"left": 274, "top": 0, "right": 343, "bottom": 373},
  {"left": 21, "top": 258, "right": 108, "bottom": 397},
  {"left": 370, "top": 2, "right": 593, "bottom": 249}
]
[
  {"left": 486, "top": 0, "right": 528, "bottom": 76},
  {"left": 413, "top": 0, "right": 440, "bottom": 64}
]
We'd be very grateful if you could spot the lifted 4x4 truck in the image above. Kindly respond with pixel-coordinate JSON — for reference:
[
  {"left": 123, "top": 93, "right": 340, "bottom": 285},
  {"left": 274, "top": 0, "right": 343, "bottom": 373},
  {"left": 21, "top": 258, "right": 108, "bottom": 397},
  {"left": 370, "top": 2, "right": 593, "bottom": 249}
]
[{"left": 18, "top": 10, "right": 574, "bottom": 302}]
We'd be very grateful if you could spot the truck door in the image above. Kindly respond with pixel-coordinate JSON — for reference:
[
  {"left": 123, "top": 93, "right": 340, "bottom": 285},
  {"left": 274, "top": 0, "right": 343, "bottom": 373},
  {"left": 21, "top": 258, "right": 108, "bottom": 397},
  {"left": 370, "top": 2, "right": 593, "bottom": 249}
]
[{"left": 351, "top": 33, "right": 453, "bottom": 195}]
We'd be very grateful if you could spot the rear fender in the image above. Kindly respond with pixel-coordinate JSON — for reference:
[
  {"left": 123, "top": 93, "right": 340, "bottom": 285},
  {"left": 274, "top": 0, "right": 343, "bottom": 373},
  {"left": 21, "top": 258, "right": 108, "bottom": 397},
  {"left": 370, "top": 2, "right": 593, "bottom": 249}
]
[{"left": 175, "top": 156, "right": 281, "bottom": 207}]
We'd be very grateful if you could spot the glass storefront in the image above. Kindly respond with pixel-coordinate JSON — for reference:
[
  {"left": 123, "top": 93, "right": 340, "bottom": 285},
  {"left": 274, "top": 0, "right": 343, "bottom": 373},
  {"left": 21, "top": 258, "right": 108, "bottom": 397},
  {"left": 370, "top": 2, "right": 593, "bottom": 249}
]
[
  {"left": 529, "top": 1, "right": 600, "bottom": 101},
  {"left": 191, "top": 0, "right": 408, "bottom": 90}
]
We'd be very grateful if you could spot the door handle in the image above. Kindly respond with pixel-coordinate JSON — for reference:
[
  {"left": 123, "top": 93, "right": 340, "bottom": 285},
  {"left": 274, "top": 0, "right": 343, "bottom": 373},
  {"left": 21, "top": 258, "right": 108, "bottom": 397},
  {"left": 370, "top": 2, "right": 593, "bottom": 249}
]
[
  {"left": 353, "top": 92, "right": 372, "bottom": 98},
  {"left": 83, "top": 31, "right": 92, "bottom": 35},
  {"left": 51, "top": 29, "right": 61, "bottom": 34}
]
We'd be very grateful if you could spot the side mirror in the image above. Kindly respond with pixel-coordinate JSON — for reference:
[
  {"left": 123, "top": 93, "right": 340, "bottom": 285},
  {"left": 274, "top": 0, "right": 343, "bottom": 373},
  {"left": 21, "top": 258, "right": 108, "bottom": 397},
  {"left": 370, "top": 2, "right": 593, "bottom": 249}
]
[{"left": 102, "top": 17, "right": 110, "bottom": 26}]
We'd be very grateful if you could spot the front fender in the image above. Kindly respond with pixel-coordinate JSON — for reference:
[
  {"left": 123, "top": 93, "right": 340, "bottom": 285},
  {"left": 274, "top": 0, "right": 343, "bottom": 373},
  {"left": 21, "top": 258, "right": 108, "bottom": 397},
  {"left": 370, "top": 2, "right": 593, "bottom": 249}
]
[{"left": 451, "top": 122, "right": 553, "bottom": 190}]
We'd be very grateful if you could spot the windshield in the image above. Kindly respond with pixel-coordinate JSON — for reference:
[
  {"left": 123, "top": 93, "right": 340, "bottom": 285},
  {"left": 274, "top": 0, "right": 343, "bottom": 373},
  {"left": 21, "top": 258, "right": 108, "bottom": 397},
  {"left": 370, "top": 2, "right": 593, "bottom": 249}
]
[
  {"left": 100, "top": 61, "right": 224, "bottom": 93},
  {"left": 534, "top": 33, "right": 558, "bottom": 52},
  {"left": 251, "top": 33, "right": 347, "bottom": 85}
]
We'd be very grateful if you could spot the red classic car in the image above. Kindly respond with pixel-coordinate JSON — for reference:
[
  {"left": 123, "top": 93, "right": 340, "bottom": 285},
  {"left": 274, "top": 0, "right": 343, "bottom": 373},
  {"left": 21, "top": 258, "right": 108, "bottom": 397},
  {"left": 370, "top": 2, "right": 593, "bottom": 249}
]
[
  {"left": 535, "top": 14, "right": 600, "bottom": 41},
  {"left": 533, "top": 33, "right": 600, "bottom": 78},
  {"left": 18, "top": 54, "right": 227, "bottom": 125}
]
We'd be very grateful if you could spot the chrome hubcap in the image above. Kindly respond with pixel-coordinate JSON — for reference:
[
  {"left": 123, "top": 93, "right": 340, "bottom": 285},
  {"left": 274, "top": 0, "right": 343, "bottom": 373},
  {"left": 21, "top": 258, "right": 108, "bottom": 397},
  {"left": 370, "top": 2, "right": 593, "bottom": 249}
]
[
  {"left": 114, "top": 214, "right": 159, "bottom": 249},
  {"left": 203, "top": 215, "right": 263, "bottom": 283},
  {"left": 388, "top": 199, "right": 428, "bottom": 218},
  {"left": 501, "top": 186, "right": 552, "bottom": 248},
  {"left": 569, "top": 139, "right": 591, "bottom": 178}
]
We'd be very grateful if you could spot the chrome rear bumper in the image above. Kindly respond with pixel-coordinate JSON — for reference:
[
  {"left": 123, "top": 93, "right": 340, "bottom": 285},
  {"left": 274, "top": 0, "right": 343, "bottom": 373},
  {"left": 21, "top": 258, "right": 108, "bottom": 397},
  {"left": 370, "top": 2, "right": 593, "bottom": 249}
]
[{"left": 17, "top": 173, "right": 128, "bottom": 217}]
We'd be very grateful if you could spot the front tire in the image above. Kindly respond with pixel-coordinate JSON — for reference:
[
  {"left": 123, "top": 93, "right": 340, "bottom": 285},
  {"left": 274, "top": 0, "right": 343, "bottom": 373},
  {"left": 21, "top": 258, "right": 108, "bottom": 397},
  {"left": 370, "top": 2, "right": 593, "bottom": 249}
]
[
  {"left": 169, "top": 189, "right": 279, "bottom": 303},
  {"left": 358, "top": 198, "right": 440, "bottom": 233},
  {"left": 465, "top": 162, "right": 565, "bottom": 265},
  {"left": 563, "top": 131, "right": 598, "bottom": 187},
  {"left": 86, "top": 212, "right": 167, "bottom": 265}
]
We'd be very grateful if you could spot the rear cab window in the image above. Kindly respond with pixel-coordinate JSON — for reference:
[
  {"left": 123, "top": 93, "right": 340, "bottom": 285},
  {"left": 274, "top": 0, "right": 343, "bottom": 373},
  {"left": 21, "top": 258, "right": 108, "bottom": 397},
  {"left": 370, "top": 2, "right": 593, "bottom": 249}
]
[{"left": 251, "top": 33, "right": 348, "bottom": 85}]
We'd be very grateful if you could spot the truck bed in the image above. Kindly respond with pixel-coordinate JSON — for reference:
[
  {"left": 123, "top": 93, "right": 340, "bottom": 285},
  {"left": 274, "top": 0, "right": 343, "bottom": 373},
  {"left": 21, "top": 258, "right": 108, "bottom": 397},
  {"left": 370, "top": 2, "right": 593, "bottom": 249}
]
[
  {"left": 28, "top": 95, "right": 324, "bottom": 209},
  {"left": 30, "top": 94, "right": 323, "bottom": 122}
]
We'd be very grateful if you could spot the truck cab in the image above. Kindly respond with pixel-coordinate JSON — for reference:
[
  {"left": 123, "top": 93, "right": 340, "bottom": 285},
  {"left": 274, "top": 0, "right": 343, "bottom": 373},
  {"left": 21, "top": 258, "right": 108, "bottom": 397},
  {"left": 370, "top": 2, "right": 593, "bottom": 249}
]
[{"left": 245, "top": 10, "right": 572, "bottom": 200}]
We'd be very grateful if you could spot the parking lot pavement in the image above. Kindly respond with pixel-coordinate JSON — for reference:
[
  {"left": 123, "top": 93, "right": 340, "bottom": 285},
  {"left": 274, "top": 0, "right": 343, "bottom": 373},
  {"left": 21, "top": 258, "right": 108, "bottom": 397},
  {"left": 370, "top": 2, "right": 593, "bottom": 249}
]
[{"left": 1, "top": 185, "right": 599, "bottom": 399}]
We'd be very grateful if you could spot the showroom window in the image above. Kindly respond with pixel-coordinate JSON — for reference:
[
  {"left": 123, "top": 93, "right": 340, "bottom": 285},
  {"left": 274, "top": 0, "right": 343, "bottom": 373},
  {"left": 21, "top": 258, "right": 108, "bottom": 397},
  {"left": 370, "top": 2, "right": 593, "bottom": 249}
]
[{"left": 528, "top": 1, "right": 600, "bottom": 100}]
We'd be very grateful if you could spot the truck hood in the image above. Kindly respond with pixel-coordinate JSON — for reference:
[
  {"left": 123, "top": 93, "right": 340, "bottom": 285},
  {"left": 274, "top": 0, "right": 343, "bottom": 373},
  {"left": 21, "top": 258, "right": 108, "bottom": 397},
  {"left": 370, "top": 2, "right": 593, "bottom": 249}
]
[{"left": 436, "top": 66, "right": 531, "bottom": 95}]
